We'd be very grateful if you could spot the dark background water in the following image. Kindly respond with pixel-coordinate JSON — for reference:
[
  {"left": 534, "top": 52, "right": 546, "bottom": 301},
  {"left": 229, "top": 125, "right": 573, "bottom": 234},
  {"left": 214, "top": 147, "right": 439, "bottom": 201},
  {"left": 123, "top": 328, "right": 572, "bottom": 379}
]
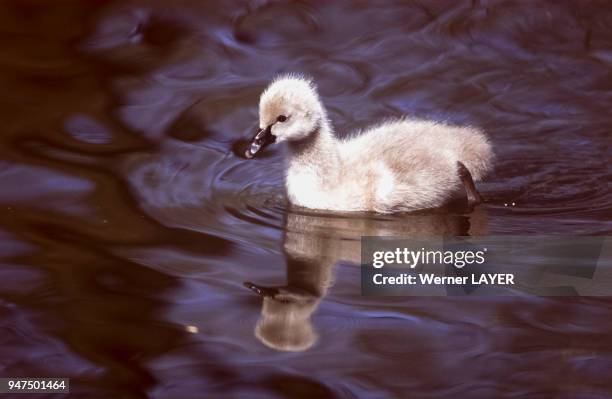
[{"left": 0, "top": 0, "right": 611, "bottom": 398}]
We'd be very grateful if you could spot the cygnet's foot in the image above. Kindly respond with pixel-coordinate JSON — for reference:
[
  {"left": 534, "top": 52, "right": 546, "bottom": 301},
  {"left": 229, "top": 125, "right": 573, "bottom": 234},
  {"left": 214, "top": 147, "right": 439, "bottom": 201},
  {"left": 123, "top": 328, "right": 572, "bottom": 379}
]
[{"left": 457, "top": 161, "right": 482, "bottom": 208}]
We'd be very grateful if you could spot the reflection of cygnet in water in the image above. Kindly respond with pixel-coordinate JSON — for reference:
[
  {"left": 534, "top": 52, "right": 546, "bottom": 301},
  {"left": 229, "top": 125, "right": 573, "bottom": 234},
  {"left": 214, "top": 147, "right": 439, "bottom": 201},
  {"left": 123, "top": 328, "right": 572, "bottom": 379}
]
[
  {"left": 245, "top": 209, "right": 489, "bottom": 351},
  {"left": 246, "top": 256, "right": 332, "bottom": 352},
  {"left": 244, "top": 74, "right": 494, "bottom": 212}
]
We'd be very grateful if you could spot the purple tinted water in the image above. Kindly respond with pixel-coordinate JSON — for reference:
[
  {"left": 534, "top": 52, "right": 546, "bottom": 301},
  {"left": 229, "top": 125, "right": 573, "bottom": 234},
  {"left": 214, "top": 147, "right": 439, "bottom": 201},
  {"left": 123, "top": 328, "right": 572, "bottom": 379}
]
[{"left": 0, "top": 1, "right": 611, "bottom": 397}]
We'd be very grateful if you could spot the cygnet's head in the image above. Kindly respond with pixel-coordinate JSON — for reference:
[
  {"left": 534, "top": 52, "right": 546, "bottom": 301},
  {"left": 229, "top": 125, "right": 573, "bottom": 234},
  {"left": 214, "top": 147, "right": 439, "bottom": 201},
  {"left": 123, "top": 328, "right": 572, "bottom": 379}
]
[{"left": 245, "top": 74, "right": 325, "bottom": 158}]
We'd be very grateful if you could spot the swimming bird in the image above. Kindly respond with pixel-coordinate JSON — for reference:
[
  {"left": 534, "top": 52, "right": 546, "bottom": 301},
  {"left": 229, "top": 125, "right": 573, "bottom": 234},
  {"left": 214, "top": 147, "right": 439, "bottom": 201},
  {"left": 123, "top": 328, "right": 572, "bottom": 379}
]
[{"left": 245, "top": 74, "right": 493, "bottom": 213}]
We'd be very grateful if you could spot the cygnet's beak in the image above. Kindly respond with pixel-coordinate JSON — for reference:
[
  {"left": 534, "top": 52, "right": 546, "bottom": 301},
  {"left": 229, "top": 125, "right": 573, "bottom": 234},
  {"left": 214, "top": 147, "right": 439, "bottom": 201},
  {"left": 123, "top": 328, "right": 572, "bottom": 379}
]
[{"left": 245, "top": 125, "right": 276, "bottom": 159}]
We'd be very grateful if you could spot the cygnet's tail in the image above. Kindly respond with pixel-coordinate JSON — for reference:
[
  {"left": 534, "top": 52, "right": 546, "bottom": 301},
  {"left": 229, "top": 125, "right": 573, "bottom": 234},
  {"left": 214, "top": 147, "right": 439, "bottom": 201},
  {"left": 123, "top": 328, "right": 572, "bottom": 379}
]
[{"left": 457, "top": 128, "right": 494, "bottom": 181}]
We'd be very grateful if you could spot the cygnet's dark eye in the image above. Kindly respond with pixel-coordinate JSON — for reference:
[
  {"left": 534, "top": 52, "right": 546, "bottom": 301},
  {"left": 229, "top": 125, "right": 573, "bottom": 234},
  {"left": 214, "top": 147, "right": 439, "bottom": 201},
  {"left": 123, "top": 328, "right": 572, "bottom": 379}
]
[{"left": 277, "top": 115, "right": 287, "bottom": 122}]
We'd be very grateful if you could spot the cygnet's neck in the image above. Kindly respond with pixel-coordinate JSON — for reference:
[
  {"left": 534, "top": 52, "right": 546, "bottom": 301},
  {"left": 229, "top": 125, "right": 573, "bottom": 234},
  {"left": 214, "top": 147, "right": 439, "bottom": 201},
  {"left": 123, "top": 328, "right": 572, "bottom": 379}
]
[{"left": 286, "top": 119, "right": 340, "bottom": 178}]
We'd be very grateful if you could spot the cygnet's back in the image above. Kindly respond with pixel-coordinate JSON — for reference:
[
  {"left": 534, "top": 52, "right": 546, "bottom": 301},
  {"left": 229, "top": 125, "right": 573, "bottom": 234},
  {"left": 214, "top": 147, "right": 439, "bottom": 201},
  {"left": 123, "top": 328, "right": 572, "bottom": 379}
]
[
  {"left": 334, "top": 119, "right": 493, "bottom": 212},
  {"left": 340, "top": 119, "right": 492, "bottom": 180}
]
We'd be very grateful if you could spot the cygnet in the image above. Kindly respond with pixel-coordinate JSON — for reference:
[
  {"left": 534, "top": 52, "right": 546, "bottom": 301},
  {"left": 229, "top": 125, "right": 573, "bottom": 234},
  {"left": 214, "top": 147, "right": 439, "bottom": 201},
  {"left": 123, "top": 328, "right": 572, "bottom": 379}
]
[{"left": 245, "top": 74, "right": 493, "bottom": 213}]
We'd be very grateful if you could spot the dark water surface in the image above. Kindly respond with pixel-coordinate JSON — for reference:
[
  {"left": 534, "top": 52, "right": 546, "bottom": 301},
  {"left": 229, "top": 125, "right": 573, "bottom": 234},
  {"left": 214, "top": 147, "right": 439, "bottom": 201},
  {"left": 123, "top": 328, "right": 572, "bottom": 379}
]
[{"left": 1, "top": 0, "right": 611, "bottom": 398}]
